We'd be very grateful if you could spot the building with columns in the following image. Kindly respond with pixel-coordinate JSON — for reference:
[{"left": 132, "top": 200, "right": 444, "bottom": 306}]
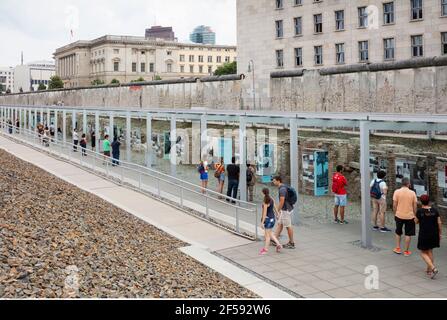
[
  {"left": 54, "top": 35, "right": 237, "bottom": 88},
  {"left": 237, "top": 0, "right": 447, "bottom": 105}
]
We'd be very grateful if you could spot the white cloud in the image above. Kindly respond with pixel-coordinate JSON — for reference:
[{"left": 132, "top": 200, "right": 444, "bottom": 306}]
[{"left": 0, "top": 0, "right": 236, "bottom": 67}]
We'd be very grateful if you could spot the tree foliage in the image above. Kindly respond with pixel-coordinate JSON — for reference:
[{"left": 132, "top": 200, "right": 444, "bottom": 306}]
[
  {"left": 110, "top": 79, "right": 120, "bottom": 84},
  {"left": 38, "top": 83, "right": 47, "bottom": 91},
  {"left": 214, "top": 61, "right": 237, "bottom": 76},
  {"left": 91, "top": 79, "right": 105, "bottom": 86},
  {"left": 48, "top": 76, "right": 64, "bottom": 89},
  {"left": 131, "top": 77, "right": 145, "bottom": 83}
]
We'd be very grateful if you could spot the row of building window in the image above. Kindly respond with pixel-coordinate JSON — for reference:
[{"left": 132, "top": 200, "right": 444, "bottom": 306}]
[
  {"left": 93, "top": 47, "right": 234, "bottom": 57},
  {"left": 179, "top": 65, "right": 214, "bottom": 74},
  {"left": 275, "top": 1, "right": 447, "bottom": 38},
  {"left": 276, "top": 0, "right": 446, "bottom": 14},
  {"left": 31, "top": 79, "right": 49, "bottom": 85},
  {"left": 179, "top": 55, "right": 233, "bottom": 63},
  {"left": 275, "top": 33, "right": 447, "bottom": 67}
]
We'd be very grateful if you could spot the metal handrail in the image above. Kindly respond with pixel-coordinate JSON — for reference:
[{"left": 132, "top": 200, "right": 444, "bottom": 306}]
[{"left": 0, "top": 120, "right": 259, "bottom": 239}]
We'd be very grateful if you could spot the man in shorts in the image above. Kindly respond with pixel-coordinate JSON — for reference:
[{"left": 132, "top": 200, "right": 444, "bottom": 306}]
[
  {"left": 332, "top": 165, "right": 348, "bottom": 224},
  {"left": 273, "top": 176, "right": 295, "bottom": 249},
  {"left": 393, "top": 177, "right": 417, "bottom": 256}
]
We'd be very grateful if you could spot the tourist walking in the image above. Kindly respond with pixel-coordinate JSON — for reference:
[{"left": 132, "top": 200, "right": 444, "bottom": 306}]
[
  {"left": 91, "top": 131, "right": 96, "bottom": 151},
  {"left": 226, "top": 157, "right": 240, "bottom": 204},
  {"left": 393, "top": 177, "right": 417, "bottom": 256},
  {"left": 198, "top": 161, "right": 209, "bottom": 194},
  {"left": 103, "top": 134, "right": 111, "bottom": 164},
  {"left": 260, "top": 188, "right": 282, "bottom": 255},
  {"left": 111, "top": 136, "right": 121, "bottom": 166},
  {"left": 7, "top": 120, "right": 13, "bottom": 134},
  {"left": 332, "top": 165, "right": 348, "bottom": 224},
  {"left": 72, "top": 129, "right": 79, "bottom": 152},
  {"left": 246, "top": 163, "right": 256, "bottom": 202},
  {"left": 15, "top": 118, "right": 20, "bottom": 133},
  {"left": 415, "top": 194, "right": 442, "bottom": 278},
  {"left": 80, "top": 133, "right": 88, "bottom": 157},
  {"left": 273, "top": 176, "right": 297, "bottom": 249},
  {"left": 42, "top": 126, "right": 50, "bottom": 147},
  {"left": 370, "top": 171, "right": 391, "bottom": 232},
  {"left": 214, "top": 158, "right": 225, "bottom": 199}
]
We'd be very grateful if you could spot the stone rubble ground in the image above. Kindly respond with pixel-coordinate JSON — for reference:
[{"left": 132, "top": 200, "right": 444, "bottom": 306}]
[{"left": 0, "top": 150, "right": 258, "bottom": 299}]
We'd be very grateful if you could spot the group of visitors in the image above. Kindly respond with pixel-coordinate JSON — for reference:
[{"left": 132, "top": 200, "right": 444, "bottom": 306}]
[
  {"left": 102, "top": 134, "right": 121, "bottom": 166},
  {"left": 332, "top": 165, "right": 442, "bottom": 279},
  {"left": 197, "top": 157, "right": 257, "bottom": 202}
]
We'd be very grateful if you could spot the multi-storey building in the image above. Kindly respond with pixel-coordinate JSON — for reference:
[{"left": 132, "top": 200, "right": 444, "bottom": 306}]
[
  {"left": 237, "top": 0, "right": 447, "bottom": 99},
  {"left": 14, "top": 61, "right": 55, "bottom": 92},
  {"left": 54, "top": 35, "right": 236, "bottom": 88},
  {"left": 0, "top": 67, "right": 15, "bottom": 93},
  {"left": 190, "top": 25, "right": 217, "bottom": 45},
  {"left": 145, "top": 26, "right": 176, "bottom": 41}
]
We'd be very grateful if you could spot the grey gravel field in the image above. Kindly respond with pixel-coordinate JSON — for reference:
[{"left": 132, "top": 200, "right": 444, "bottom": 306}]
[{"left": 0, "top": 150, "right": 258, "bottom": 299}]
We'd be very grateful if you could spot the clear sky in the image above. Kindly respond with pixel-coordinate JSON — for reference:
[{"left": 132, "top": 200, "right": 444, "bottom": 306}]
[{"left": 0, "top": 0, "right": 237, "bottom": 67}]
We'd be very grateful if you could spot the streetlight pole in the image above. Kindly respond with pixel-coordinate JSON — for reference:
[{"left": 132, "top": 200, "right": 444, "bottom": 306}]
[{"left": 248, "top": 60, "right": 256, "bottom": 110}]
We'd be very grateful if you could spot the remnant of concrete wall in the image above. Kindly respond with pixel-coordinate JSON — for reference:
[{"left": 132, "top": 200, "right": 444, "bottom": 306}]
[{"left": 1, "top": 58, "right": 446, "bottom": 114}]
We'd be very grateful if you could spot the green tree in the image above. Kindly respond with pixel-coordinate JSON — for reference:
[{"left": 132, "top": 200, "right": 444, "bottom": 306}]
[
  {"left": 48, "top": 76, "right": 63, "bottom": 89},
  {"left": 48, "top": 76, "right": 64, "bottom": 89},
  {"left": 19, "top": 87, "right": 23, "bottom": 93},
  {"left": 214, "top": 61, "right": 237, "bottom": 76},
  {"left": 154, "top": 75, "right": 162, "bottom": 81},
  {"left": 91, "top": 79, "right": 105, "bottom": 86},
  {"left": 6, "top": 88, "right": 11, "bottom": 94},
  {"left": 110, "top": 79, "right": 120, "bottom": 84},
  {"left": 38, "top": 83, "right": 47, "bottom": 91},
  {"left": 131, "top": 77, "right": 145, "bottom": 83}
]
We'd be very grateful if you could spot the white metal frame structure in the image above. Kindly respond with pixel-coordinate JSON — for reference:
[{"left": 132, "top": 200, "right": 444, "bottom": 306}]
[{"left": 1, "top": 104, "right": 447, "bottom": 248}]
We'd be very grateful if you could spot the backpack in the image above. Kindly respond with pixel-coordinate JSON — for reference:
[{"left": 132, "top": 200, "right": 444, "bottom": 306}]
[
  {"left": 246, "top": 168, "right": 253, "bottom": 184},
  {"left": 332, "top": 173, "right": 344, "bottom": 194},
  {"left": 370, "top": 179, "right": 383, "bottom": 200},
  {"left": 284, "top": 185, "right": 298, "bottom": 208}
]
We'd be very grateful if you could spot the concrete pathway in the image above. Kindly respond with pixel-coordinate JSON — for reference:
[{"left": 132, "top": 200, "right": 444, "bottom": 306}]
[
  {"left": 0, "top": 135, "right": 293, "bottom": 299},
  {"left": 217, "top": 217, "right": 447, "bottom": 298}
]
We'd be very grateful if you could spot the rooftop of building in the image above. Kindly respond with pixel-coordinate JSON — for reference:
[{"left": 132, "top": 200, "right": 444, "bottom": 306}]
[{"left": 54, "top": 35, "right": 236, "bottom": 55}]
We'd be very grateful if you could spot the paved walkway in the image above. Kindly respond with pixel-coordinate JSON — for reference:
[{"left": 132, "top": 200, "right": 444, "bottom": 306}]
[
  {"left": 218, "top": 217, "right": 447, "bottom": 298},
  {"left": 3, "top": 133, "right": 447, "bottom": 298},
  {"left": 0, "top": 135, "right": 292, "bottom": 299}
]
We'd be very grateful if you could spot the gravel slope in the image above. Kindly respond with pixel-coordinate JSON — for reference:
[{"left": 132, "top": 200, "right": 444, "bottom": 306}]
[{"left": 0, "top": 150, "right": 257, "bottom": 298}]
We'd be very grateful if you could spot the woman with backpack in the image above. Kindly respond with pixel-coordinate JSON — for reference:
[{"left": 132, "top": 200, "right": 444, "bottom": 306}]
[
  {"left": 214, "top": 158, "right": 225, "bottom": 199},
  {"left": 80, "top": 133, "right": 88, "bottom": 157},
  {"left": 370, "top": 171, "right": 391, "bottom": 232},
  {"left": 260, "top": 188, "right": 282, "bottom": 255},
  {"left": 198, "top": 161, "right": 209, "bottom": 194}
]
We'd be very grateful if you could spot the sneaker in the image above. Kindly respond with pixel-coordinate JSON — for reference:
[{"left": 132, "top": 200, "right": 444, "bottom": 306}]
[
  {"left": 431, "top": 268, "right": 439, "bottom": 280},
  {"left": 276, "top": 245, "right": 282, "bottom": 253},
  {"left": 403, "top": 251, "right": 412, "bottom": 257},
  {"left": 333, "top": 219, "right": 340, "bottom": 224},
  {"left": 283, "top": 242, "right": 295, "bottom": 249},
  {"left": 339, "top": 220, "right": 349, "bottom": 225},
  {"left": 380, "top": 227, "right": 392, "bottom": 233},
  {"left": 259, "top": 248, "right": 268, "bottom": 255},
  {"left": 393, "top": 247, "right": 402, "bottom": 255},
  {"left": 373, "top": 226, "right": 380, "bottom": 231}
]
